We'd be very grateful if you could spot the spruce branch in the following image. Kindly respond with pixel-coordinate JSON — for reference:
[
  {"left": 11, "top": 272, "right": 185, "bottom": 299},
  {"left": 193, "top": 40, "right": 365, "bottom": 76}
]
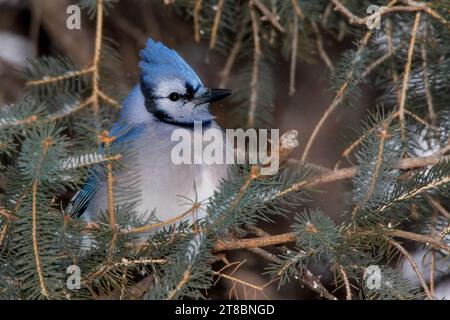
[
  {"left": 219, "top": 12, "right": 248, "bottom": 87},
  {"left": 288, "top": 12, "right": 299, "bottom": 96},
  {"left": 311, "top": 20, "right": 335, "bottom": 73},
  {"left": 338, "top": 109, "right": 438, "bottom": 164},
  {"left": 25, "top": 66, "right": 95, "bottom": 87},
  {"left": 248, "top": 1, "right": 262, "bottom": 128},
  {"left": 428, "top": 197, "right": 450, "bottom": 219},
  {"left": 398, "top": 12, "right": 421, "bottom": 145},
  {"left": 247, "top": 227, "right": 337, "bottom": 300},
  {"left": 25, "top": 0, "right": 119, "bottom": 120},
  {"left": 351, "top": 122, "right": 390, "bottom": 220},
  {"left": 252, "top": 0, "right": 285, "bottom": 33},
  {"left": 420, "top": 33, "right": 436, "bottom": 124},
  {"left": 429, "top": 211, "right": 437, "bottom": 296},
  {"left": 282, "top": 141, "right": 450, "bottom": 199},
  {"left": 31, "top": 181, "right": 49, "bottom": 299},
  {"left": 338, "top": 264, "right": 352, "bottom": 300},
  {"left": 98, "top": 130, "right": 118, "bottom": 263},
  {"left": 193, "top": 0, "right": 203, "bottom": 43},
  {"left": 123, "top": 203, "right": 201, "bottom": 234},
  {"left": 331, "top": 0, "right": 448, "bottom": 27},
  {"left": 0, "top": 224, "right": 7, "bottom": 248},
  {"left": 213, "top": 259, "right": 270, "bottom": 299},
  {"left": 28, "top": 135, "right": 55, "bottom": 299},
  {"left": 209, "top": 0, "right": 225, "bottom": 50},
  {"left": 389, "top": 238, "right": 433, "bottom": 299},
  {"left": 212, "top": 228, "right": 450, "bottom": 254}
]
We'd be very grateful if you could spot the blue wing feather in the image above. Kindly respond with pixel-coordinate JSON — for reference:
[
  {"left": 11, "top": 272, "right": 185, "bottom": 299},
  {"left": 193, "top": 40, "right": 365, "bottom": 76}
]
[{"left": 67, "top": 120, "right": 145, "bottom": 218}]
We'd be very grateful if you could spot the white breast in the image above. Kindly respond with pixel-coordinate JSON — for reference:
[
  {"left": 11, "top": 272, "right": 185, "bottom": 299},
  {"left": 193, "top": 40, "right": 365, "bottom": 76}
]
[{"left": 124, "top": 122, "right": 230, "bottom": 225}]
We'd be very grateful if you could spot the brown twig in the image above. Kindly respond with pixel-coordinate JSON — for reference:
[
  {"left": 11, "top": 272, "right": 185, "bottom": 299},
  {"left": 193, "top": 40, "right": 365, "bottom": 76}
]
[
  {"left": 0, "top": 207, "right": 19, "bottom": 222},
  {"left": 398, "top": 12, "right": 421, "bottom": 144},
  {"left": 213, "top": 270, "right": 268, "bottom": 299},
  {"left": 389, "top": 239, "right": 433, "bottom": 299},
  {"left": 98, "top": 131, "right": 118, "bottom": 263},
  {"left": 24, "top": 0, "right": 119, "bottom": 125},
  {"left": 351, "top": 123, "right": 388, "bottom": 220},
  {"left": 213, "top": 227, "right": 450, "bottom": 254},
  {"left": 332, "top": 0, "right": 447, "bottom": 27},
  {"left": 338, "top": 264, "right": 352, "bottom": 300},
  {"left": 245, "top": 228, "right": 338, "bottom": 300},
  {"left": 252, "top": 0, "right": 285, "bottom": 33},
  {"left": 209, "top": 0, "right": 225, "bottom": 50},
  {"left": 166, "top": 270, "right": 190, "bottom": 300},
  {"left": 289, "top": 12, "right": 299, "bottom": 96},
  {"left": 428, "top": 197, "right": 450, "bottom": 219},
  {"left": 420, "top": 34, "right": 436, "bottom": 124},
  {"left": 193, "top": 0, "right": 203, "bottom": 43},
  {"left": 429, "top": 211, "right": 436, "bottom": 297},
  {"left": 123, "top": 203, "right": 200, "bottom": 234},
  {"left": 31, "top": 181, "right": 49, "bottom": 298},
  {"left": 281, "top": 143, "right": 450, "bottom": 199},
  {"left": 248, "top": 1, "right": 261, "bottom": 128},
  {"left": 301, "top": 31, "right": 372, "bottom": 162},
  {"left": 0, "top": 224, "right": 7, "bottom": 248},
  {"left": 29, "top": 136, "right": 54, "bottom": 299},
  {"left": 311, "top": 21, "right": 335, "bottom": 73},
  {"left": 25, "top": 67, "right": 95, "bottom": 86},
  {"left": 219, "top": 13, "right": 248, "bottom": 87}
]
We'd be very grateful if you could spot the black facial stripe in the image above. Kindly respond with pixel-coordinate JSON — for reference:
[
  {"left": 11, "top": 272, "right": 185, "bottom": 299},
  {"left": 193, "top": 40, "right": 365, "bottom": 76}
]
[
  {"left": 185, "top": 83, "right": 200, "bottom": 100},
  {"left": 140, "top": 81, "right": 211, "bottom": 128}
]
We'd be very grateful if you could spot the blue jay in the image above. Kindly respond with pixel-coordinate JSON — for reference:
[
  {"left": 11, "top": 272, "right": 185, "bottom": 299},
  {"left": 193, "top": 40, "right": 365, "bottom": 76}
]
[{"left": 68, "top": 39, "right": 231, "bottom": 228}]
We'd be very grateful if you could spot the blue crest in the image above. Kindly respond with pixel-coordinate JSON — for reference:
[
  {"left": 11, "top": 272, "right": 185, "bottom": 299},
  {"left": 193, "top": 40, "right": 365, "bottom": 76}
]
[{"left": 139, "top": 39, "right": 203, "bottom": 88}]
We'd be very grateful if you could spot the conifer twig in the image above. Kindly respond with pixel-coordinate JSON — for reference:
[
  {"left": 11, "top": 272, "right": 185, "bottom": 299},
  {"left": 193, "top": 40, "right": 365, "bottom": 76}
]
[
  {"left": 91, "top": 0, "right": 105, "bottom": 115},
  {"left": 213, "top": 228, "right": 450, "bottom": 254},
  {"left": 0, "top": 224, "right": 7, "bottom": 248},
  {"left": 301, "top": 31, "right": 372, "bottom": 162},
  {"left": 428, "top": 197, "right": 450, "bottom": 219},
  {"left": 289, "top": 12, "right": 299, "bottom": 96},
  {"left": 219, "top": 13, "right": 248, "bottom": 87},
  {"left": 338, "top": 264, "right": 352, "bottom": 300},
  {"left": 123, "top": 203, "right": 201, "bottom": 234},
  {"left": 244, "top": 229, "right": 338, "bottom": 300},
  {"left": 420, "top": 35, "right": 436, "bottom": 124},
  {"left": 213, "top": 264, "right": 268, "bottom": 299},
  {"left": 252, "top": 0, "right": 285, "bottom": 33},
  {"left": 25, "top": 0, "right": 119, "bottom": 123},
  {"left": 331, "top": 0, "right": 447, "bottom": 27},
  {"left": 209, "top": 0, "right": 225, "bottom": 50},
  {"left": 30, "top": 136, "right": 54, "bottom": 299},
  {"left": 25, "top": 67, "right": 95, "bottom": 86},
  {"left": 389, "top": 239, "right": 433, "bottom": 299},
  {"left": 283, "top": 137, "right": 450, "bottom": 199},
  {"left": 311, "top": 21, "right": 335, "bottom": 73},
  {"left": 98, "top": 131, "right": 118, "bottom": 263},
  {"left": 429, "top": 211, "right": 436, "bottom": 296},
  {"left": 166, "top": 270, "right": 190, "bottom": 300},
  {"left": 31, "top": 181, "right": 49, "bottom": 298},
  {"left": 248, "top": 1, "right": 261, "bottom": 128},
  {"left": 398, "top": 12, "right": 421, "bottom": 144},
  {"left": 351, "top": 123, "right": 388, "bottom": 221},
  {"left": 193, "top": 0, "right": 203, "bottom": 43}
]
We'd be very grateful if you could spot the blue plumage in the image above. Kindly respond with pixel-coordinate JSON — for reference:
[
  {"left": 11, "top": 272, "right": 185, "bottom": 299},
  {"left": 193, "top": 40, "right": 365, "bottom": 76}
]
[
  {"left": 68, "top": 38, "right": 231, "bottom": 225},
  {"left": 139, "top": 39, "right": 203, "bottom": 91}
]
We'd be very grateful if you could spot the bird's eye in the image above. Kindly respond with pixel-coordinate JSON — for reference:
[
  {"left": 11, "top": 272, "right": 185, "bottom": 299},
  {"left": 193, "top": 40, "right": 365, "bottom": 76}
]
[{"left": 169, "top": 92, "right": 180, "bottom": 101}]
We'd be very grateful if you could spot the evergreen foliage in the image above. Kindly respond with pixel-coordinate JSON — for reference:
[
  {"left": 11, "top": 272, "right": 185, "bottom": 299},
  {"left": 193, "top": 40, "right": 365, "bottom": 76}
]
[{"left": 0, "top": 0, "right": 449, "bottom": 300}]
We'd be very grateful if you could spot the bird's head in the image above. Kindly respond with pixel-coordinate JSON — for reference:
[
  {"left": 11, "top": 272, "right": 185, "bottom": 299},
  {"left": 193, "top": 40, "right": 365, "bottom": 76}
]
[{"left": 138, "top": 39, "right": 231, "bottom": 126}]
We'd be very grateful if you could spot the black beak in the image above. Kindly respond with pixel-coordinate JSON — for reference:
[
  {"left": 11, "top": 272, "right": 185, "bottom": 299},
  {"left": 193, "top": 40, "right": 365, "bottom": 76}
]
[{"left": 194, "top": 88, "right": 232, "bottom": 106}]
